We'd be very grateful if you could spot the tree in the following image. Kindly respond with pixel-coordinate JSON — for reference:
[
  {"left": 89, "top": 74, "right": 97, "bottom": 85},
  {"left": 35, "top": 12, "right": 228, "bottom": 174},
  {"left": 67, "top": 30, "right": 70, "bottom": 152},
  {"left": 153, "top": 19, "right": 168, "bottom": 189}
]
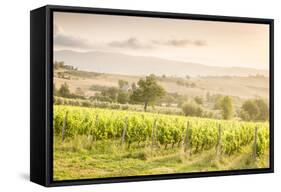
[
  {"left": 93, "top": 93, "right": 112, "bottom": 102},
  {"left": 162, "top": 95, "right": 176, "bottom": 107},
  {"left": 240, "top": 100, "right": 258, "bottom": 121},
  {"left": 214, "top": 95, "right": 223, "bottom": 109},
  {"left": 131, "top": 82, "right": 137, "bottom": 91},
  {"left": 102, "top": 87, "right": 119, "bottom": 102},
  {"left": 58, "top": 83, "right": 71, "bottom": 97},
  {"left": 54, "top": 61, "right": 65, "bottom": 69},
  {"left": 117, "top": 91, "right": 129, "bottom": 104},
  {"left": 118, "top": 79, "right": 129, "bottom": 89},
  {"left": 194, "top": 96, "right": 203, "bottom": 105},
  {"left": 255, "top": 99, "right": 269, "bottom": 121},
  {"left": 219, "top": 96, "right": 233, "bottom": 120},
  {"left": 181, "top": 101, "right": 203, "bottom": 117},
  {"left": 130, "top": 75, "right": 165, "bottom": 111},
  {"left": 240, "top": 99, "right": 268, "bottom": 121}
]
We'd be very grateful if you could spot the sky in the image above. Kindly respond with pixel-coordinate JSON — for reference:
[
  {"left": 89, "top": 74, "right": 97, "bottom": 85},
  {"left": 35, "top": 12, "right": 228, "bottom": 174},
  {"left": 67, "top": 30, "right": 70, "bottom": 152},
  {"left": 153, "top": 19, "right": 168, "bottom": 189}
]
[{"left": 53, "top": 12, "right": 270, "bottom": 70}]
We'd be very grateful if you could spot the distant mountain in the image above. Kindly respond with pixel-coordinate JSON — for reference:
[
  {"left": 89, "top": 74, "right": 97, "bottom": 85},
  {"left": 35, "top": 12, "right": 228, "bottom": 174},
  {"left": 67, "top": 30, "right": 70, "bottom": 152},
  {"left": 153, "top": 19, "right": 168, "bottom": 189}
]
[{"left": 54, "top": 50, "right": 268, "bottom": 77}]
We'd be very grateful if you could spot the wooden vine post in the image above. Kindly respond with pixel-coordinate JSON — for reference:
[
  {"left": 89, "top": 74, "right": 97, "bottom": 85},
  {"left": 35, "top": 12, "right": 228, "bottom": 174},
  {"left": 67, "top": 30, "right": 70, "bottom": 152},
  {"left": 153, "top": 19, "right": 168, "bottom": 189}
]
[
  {"left": 62, "top": 111, "right": 68, "bottom": 142},
  {"left": 184, "top": 121, "right": 189, "bottom": 152},
  {"left": 93, "top": 114, "right": 99, "bottom": 141},
  {"left": 216, "top": 124, "right": 222, "bottom": 157},
  {"left": 253, "top": 126, "right": 258, "bottom": 160},
  {"left": 151, "top": 119, "right": 157, "bottom": 150},
  {"left": 121, "top": 116, "right": 128, "bottom": 146}
]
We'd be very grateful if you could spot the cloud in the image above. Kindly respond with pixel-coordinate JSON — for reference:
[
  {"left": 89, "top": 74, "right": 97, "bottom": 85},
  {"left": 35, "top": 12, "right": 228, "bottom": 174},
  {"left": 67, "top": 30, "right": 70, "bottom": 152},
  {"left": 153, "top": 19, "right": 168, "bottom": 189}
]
[
  {"left": 108, "top": 37, "right": 207, "bottom": 50},
  {"left": 108, "top": 37, "right": 153, "bottom": 49},
  {"left": 193, "top": 40, "right": 207, "bottom": 46},
  {"left": 54, "top": 24, "right": 92, "bottom": 49},
  {"left": 152, "top": 39, "right": 207, "bottom": 47},
  {"left": 54, "top": 34, "right": 92, "bottom": 48}
]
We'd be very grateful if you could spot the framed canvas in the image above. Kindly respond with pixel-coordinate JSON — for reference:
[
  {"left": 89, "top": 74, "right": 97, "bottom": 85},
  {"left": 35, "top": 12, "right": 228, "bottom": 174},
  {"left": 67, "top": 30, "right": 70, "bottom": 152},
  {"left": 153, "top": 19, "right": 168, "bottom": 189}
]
[{"left": 30, "top": 5, "right": 274, "bottom": 187}]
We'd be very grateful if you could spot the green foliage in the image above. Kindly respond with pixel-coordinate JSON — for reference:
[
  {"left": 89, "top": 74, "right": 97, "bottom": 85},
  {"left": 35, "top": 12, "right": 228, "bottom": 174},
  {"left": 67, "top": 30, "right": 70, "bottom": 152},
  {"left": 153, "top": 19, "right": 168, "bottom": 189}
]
[
  {"left": 156, "top": 94, "right": 176, "bottom": 107},
  {"left": 175, "top": 79, "right": 196, "bottom": 88},
  {"left": 117, "top": 91, "right": 130, "bottom": 104},
  {"left": 54, "top": 105, "right": 269, "bottom": 158},
  {"left": 213, "top": 95, "right": 223, "bottom": 109},
  {"left": 240, "top": 99, "right": 269, "bottom": 121},
  {"left": 131, "top": 82, "right": 137, "bottom": 91},
  {"left": 240, "top": 100, "right": 258, "bottom": 121},
  {"left": 181, "top": 101, "right": 203, "bottom": 117},
  {"left": 194, "top": 96, "right": 203, "bottom": 105},
  {"left": 55, "top": 83, "right": 84, "bottom": 99},
  {"left": 54, "top": 61, "right": 65, "bottom": 69},
  {"left": 131, "top": 75, "right": 166, "bottom": 111},
  {"left": 89, "top": 85, "right": 109, "bottom": 92},
  {"left": 118, "top": 79, "right": 129, "bottom": 89},
  {"left": 54, "top": 61, "right": 77, "bottom": 70},
  {"left": 91, "top": 94, "right": 112, "bottom": 102},
  {"left": 64, "top": 70, "right": 100, "bottom": 79},
  {"left": 255, "top": 99, "right": 269, "bottom": 121},
  {"left": 256, "top": 127, "right": 269, "bottom": 157},
  {"left": 101, "top": 87, "right": 119, "bottom": 102},
  {"left": 58, "top": 83, "right": 71, "bottom": 97},
  {"left": 219, "top": 96, "right": 233, "bottom": 120},
  {"left": 92, "top": 85, "right": 131, "bottom": 104},
  {"left": 54, "top": 96, "right": 183, "bottom": 115}
]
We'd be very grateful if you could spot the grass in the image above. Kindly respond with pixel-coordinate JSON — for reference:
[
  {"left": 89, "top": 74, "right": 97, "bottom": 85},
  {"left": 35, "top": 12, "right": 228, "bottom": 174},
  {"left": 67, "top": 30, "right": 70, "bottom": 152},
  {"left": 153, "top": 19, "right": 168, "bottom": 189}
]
[{"left": 53, "top": 135, "right": 269, "bottom": 181}]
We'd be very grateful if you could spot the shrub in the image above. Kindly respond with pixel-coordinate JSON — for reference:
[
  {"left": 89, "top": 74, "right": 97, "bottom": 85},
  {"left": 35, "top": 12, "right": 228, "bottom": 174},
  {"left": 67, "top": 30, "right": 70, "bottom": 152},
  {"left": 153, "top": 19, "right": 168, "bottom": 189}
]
[{"left": 181, "top": 101, "right": 203, "bottom": 117}]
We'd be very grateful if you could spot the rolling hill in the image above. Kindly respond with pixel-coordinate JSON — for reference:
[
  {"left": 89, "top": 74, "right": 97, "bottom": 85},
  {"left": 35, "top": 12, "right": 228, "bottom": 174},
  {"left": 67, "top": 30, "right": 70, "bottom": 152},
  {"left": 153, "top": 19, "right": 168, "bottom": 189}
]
[{"left": 54, "top": 50, "right": 268, "bottom": 77}]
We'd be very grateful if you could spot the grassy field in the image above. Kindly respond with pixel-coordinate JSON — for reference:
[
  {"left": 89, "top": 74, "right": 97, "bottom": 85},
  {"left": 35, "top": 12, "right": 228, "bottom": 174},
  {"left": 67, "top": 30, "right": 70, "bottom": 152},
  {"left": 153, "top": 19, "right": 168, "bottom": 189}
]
[{"left": 53, "top": 135, "right": 269, "bottom": 180}]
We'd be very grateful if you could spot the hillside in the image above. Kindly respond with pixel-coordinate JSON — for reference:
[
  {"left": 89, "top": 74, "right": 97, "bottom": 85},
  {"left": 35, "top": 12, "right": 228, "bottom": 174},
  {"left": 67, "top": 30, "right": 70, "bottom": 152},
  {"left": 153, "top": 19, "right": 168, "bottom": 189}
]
[
  {"left": 54, "top": 68, "right": 269, "bottom": 100},
  {"left": 54, "top": 50, "right": 268, "bottom": 77}
]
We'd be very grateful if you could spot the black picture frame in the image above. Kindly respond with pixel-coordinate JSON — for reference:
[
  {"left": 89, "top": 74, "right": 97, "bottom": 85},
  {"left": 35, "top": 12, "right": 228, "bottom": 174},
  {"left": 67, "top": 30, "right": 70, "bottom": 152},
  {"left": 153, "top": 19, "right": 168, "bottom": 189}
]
[{"left": 30, "top": 4, "right": 274, "bottom": 187}]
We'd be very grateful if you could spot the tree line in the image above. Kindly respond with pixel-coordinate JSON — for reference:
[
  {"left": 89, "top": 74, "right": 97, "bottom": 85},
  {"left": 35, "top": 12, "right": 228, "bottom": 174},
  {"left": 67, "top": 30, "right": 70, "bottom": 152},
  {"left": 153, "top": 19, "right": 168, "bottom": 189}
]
[{"left": 54, "top": 74, "right": 268, "bottom": 122}]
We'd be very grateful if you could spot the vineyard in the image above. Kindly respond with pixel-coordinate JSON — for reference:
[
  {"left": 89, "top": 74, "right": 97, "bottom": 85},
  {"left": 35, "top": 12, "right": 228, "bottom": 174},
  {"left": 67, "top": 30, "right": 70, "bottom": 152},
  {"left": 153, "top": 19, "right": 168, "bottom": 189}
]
[{"left": 53, "top": 105, "right": 269, "bottom": 158}]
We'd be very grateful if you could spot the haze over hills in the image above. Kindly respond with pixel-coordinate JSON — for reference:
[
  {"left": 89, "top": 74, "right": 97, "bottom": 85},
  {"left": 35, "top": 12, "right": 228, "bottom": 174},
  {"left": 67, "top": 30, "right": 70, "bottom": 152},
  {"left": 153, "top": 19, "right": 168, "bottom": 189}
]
[{"left": 54, "top": 50, "right": 269, "bottom": 77}]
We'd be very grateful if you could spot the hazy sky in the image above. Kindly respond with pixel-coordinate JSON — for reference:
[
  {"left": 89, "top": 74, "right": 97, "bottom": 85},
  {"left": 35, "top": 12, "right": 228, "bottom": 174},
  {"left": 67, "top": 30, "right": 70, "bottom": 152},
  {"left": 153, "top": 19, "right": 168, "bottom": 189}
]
[{"left": 54, "top": 12, "right": 270, "bottom": 70}]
